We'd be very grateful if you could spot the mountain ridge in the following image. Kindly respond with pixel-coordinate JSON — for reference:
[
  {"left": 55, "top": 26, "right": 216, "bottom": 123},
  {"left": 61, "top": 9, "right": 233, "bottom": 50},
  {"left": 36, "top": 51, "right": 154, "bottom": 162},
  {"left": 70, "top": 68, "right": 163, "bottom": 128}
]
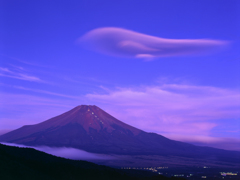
[
  {"left": 0, "top": 105, "right": 141, "bottom": 143},
  {"left": 0, "top": 105, "right": 239, "bottom": 166}
]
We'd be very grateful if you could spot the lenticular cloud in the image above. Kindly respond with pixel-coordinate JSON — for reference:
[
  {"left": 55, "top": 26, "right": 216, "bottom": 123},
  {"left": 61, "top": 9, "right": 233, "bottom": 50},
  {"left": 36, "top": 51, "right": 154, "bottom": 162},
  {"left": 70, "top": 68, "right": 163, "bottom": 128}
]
[{"left": 78, "top": 27, "right": 228, "bottom": 59}]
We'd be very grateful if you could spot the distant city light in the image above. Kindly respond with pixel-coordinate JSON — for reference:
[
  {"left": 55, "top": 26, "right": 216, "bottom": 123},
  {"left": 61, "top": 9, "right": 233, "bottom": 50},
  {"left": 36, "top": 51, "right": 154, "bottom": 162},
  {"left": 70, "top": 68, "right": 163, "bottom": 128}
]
[{"left": 220, "top": 172, "right": 237, "bottom": 176}]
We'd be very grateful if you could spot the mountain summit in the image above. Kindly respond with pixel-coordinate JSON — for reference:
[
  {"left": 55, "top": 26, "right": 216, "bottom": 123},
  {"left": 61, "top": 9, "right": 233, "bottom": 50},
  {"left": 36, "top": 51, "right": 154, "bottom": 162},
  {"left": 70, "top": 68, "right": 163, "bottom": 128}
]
[
  {"left": 50, "top": 105, "right": 141, "bottom": 135},
  {"left": 0, "top": 105, "right": 240, "bottom": 163}
]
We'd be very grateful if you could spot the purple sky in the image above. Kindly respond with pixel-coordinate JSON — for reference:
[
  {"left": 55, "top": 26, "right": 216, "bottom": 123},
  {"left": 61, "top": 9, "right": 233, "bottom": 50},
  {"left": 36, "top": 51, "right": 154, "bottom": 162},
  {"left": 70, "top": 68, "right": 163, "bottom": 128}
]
[{"left": 0, "top": 0, "right": 239, "bottom": 151}]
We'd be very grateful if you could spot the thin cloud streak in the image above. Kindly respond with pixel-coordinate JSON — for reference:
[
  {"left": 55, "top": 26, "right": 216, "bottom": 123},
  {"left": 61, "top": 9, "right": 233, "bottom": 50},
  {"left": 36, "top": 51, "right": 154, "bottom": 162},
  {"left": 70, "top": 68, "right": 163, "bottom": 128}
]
[
  {"left": 13, "top": 86, "right": 79, "bottom": 99},
  {"left": 0, "top": 82, "right": 79, "bottom": 99},
  {"left": 79, "top": 27, "right": 229, "bottom": 60},
  {"left": 0, "top": 53, "right": 50, "bottom": 68},
  {"left": 0, "top": 67, "right": 43, "bottom": 82}
]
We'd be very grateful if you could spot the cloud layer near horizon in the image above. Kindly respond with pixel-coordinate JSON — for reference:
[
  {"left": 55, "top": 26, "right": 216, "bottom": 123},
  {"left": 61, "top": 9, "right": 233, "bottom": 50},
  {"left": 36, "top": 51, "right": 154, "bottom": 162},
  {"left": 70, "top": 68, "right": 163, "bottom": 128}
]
[
  {"left": 0, "top": 143, "right": 114, "bottom": 160},
  {"left": 86, "top": 84, "right": 240, "bottom": 145},
  {"left": 79, "top": 27, "right": 228, "bottom": 59}
]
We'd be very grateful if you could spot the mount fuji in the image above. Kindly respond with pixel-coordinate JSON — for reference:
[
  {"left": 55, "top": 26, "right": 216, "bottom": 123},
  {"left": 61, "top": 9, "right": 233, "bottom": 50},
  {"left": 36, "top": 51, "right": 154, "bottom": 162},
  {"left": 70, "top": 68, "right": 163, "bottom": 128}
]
[{"left": 0, "top": 105, "right": 239, "bottom": 165}]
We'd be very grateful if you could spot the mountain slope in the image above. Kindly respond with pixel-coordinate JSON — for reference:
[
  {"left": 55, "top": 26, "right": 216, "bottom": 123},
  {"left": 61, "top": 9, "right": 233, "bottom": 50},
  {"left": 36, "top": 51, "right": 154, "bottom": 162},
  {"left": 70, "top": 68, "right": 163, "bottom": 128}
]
[{"left": 0, "top": 105, "right": 239, "bottom": 164}]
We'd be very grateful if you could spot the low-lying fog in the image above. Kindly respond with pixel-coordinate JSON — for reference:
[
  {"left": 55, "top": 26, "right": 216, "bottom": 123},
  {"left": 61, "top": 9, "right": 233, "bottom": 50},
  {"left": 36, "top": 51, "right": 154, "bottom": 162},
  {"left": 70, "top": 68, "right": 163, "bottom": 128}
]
[{"left": 0, "top": 142, "right": 115, "bottom": 161}]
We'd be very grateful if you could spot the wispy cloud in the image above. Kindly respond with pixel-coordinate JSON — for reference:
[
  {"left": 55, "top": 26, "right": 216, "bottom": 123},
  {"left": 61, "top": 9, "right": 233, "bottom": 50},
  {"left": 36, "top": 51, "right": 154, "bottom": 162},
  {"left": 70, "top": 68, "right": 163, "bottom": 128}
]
[
  {"left": 13, "top": 86, "right": 79, "bottom": 99},
  {"left": 86, "top": 84, "right": 240, "bottom": 142},
  {"left": 0, "top": 67, "right": 43, "bottom": 82},
  {"left": 78, "top": 27, "right": 229, "bottom": 60},
  {"left": 0, "top": 53, "right": 50, "bottom": 68}
]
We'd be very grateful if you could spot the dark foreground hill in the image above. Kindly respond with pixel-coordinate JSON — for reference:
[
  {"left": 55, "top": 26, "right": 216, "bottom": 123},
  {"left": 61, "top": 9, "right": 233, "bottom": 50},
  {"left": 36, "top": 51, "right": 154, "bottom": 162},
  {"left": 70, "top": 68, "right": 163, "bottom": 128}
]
[
  {"left": 0, "top": 144, "right": 184, "bottom": 180},
  {"left": 0, "top": 105, "right": 239, "bottom": 166}
]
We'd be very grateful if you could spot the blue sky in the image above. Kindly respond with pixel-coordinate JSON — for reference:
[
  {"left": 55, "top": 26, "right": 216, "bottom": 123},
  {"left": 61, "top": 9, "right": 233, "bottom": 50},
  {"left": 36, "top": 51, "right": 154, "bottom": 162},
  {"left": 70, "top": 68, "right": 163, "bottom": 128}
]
[{"left": 0, "top": 0, "right": 240, "bottom": 150}]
